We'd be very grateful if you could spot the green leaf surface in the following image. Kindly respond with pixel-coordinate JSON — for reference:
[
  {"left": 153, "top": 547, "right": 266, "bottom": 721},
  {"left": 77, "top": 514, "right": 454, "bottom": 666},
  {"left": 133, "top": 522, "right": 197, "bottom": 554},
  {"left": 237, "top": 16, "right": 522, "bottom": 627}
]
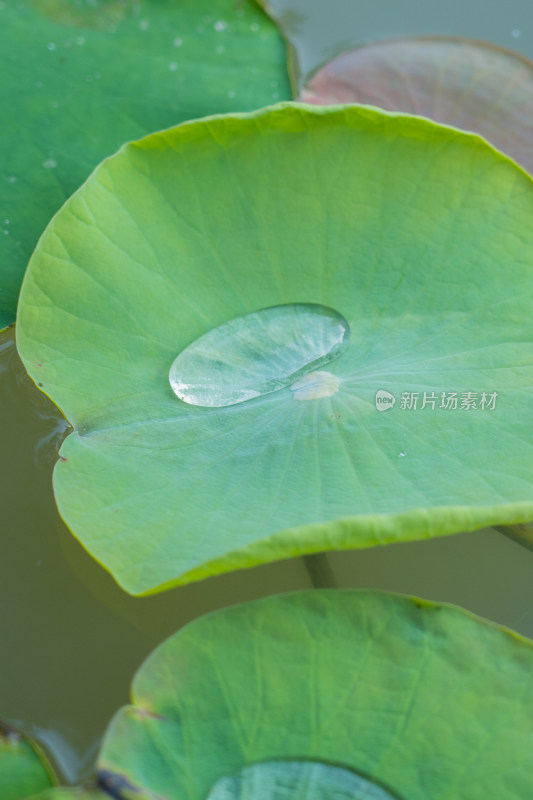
[
  {"left": 17, "top": 103, "right": 533, "bottom": 595},
  {"left": 97, "top": 590, "right": 533, "bottom": 800},
  {"left": 299, "top": 37, "right": 533, "bottom": 175},
  {"left": 0, "top": 0, "right": 290, "bottom": 329},
  {"left": 0, "top": 722, "right": 55, "bottom": 800},
  {"left": 28, "top": 791, "right": 105, "bottom": 800}
]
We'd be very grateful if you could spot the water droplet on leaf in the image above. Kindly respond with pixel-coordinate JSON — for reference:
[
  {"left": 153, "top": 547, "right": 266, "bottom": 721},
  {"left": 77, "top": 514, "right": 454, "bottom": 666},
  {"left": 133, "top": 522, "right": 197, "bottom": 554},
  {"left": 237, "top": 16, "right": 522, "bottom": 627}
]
[
  {"left": 169, "top": 303, "right": 350, "bottom": 408},
  {"left": 290, "top": 370, "right": 341, "bottom": 401}
]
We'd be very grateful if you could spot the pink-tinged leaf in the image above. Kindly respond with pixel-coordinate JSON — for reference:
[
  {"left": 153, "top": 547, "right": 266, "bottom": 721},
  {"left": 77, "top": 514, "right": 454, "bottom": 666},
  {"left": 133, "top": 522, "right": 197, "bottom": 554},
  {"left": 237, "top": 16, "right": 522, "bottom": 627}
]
[{"left": 300, "top": 37, "right": 533, "bottom": 174}]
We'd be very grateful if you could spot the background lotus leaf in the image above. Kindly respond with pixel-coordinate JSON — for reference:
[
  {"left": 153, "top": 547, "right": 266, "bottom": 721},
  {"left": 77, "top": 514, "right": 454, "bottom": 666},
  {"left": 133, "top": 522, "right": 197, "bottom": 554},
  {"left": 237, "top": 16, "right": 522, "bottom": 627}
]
[
  {"left": 0, "top": 722, "right": 55, "bottom": 800},
  {"left": 98, "top": 590, "right": 533, "bottom": 799},
  {"left": 299, "top": 37, "right": 533, "bottom": 175},
  {"left": 258, "top": 0, "right": 533, "bottom": 90},
  {"left": 0, "top": 0, "right": 290, "bottom": 329},
  {"left": 17, "top": 104, "right": 533, "bottom": 594}
]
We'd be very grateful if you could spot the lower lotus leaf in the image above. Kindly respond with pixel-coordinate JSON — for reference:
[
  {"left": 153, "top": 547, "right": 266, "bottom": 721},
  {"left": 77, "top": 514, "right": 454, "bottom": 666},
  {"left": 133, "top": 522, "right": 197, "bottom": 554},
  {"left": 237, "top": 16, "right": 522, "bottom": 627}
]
[
  {"left": 97, "top": 590, "right": 533, "bottom": 800},
  {"left": 17, "top": 103, "right": 533, "bottom": 595},
  {"left": 299, "top": 38, "right": 533, "bottom": 175},
  {"left": 0, "top": 0, "right": 290, "bottom": 329},
  {"left": 0, "top": 722, "right": 55, "bottom": 800}
]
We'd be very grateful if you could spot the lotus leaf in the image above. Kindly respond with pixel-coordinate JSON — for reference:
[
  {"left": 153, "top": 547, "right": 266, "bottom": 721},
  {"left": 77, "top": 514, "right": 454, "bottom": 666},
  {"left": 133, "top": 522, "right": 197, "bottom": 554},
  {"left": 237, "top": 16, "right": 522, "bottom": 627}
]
[
  {"left": 0, "top": 723, "right": 55, "bottom": 800},
  {"left": 258, "top": 0, "right": 533, "bottom": 89},
  {"left": 17, "top": 104, "right": 533, "bottom": 594},
  {"left": 0, "top": 0, "right": 289, "bottom": 329},
  {"left": 98, "top": 590, "right": 533, "bottom": 799},
  {"left": 299, "top": 37, "right": 533, "bottom": 175}
]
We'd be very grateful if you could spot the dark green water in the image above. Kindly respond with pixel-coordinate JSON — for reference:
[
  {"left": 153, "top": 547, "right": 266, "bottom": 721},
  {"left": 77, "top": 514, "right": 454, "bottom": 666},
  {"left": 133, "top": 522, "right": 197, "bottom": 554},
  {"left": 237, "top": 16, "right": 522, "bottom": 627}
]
[
  {"left": 261, "top": 0, "right": 533, "bottom": 88},
  {"left": 2, "top": 323, "right": 533, "bottom": 783}
]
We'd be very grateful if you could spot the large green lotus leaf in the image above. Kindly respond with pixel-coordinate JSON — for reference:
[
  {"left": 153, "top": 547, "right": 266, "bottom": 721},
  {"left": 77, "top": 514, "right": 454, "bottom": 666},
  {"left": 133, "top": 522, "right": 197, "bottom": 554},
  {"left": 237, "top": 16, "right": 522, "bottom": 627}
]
[
  {"left": 97, "top": 590, "right": 533, "bottom": 799},
  {"left": 299, "top": 38, "right": 533, "bottom": 175},
  {"left": 17, "top": 104, "right": 533, "bottom": 595},
  {"left": 0, "top": 722, "right": 56, "bottom": 800},
  {"left": 0, "top": 0, "right": 290, "bottom": 330}
]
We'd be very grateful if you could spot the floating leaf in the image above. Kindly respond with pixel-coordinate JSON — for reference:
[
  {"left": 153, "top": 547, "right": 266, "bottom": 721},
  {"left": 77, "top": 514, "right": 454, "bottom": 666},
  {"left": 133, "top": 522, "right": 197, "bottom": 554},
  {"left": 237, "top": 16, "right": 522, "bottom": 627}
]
[
  {"left": 299, "top": 37, "right": 533, "bottom": 175},
  {"left": 0, "top": 722, "right": 56, "bottom": 800},
  {"left": 258, "top": 0, "right": 533, "bottom": 90},
  {"left": 98, "top": 590, "right": 533, "bottom": 799},
  {"left": 0, "top": 0, "right": 290, "bottom": 329},
  {"left": 17, "top": 104, "right": 533, "bottom": 595}
]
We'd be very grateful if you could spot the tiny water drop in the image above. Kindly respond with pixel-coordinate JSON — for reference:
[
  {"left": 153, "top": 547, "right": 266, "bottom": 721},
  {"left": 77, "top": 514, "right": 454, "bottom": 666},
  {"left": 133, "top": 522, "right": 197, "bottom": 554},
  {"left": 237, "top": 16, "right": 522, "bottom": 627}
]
[
  {"left": 47, "top": 42, "right": 56, "bottom": 51},
  {"left": 250, "top": 22, "right": 259, "bottom": 32},
  {"left": 291, "top": 371, "right": 341, "bottom": 401},
  {"left": 214, "top": 20, "right": 227, "bottom": 32},
  {"left": 139, "top": 19, "right": 149, "bottom": 31},
  {"left": 173, "top": 37, "right": 183, "bottom": 47},
  {"left": 168, "top": 62, "right": 178, "bottom": 71},
  {"left": 512, "top": 28, "right": 521, "bottom": 38},
  {"left": 43, "top": 159, "right": 57, "bottom": 169},
  {"left": 169, "top": 303, "right": 350, "bottom": 408}
]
